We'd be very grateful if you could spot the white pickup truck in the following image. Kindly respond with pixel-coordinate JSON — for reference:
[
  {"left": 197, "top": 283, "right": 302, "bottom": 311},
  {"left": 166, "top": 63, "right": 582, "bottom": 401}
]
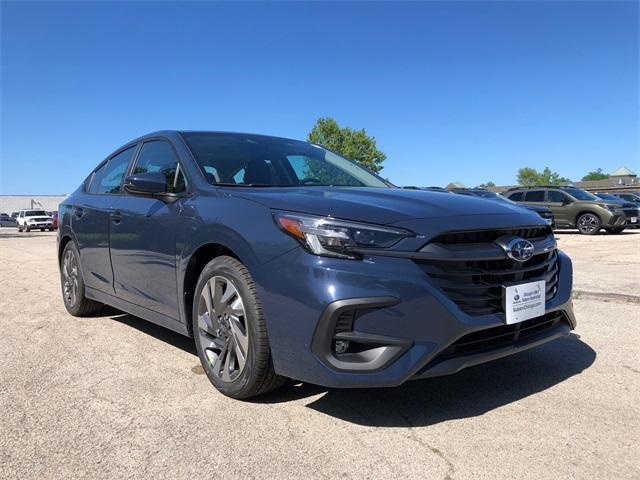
[{"left": 16, "top": 209, "right": 55, "bottom": 232}]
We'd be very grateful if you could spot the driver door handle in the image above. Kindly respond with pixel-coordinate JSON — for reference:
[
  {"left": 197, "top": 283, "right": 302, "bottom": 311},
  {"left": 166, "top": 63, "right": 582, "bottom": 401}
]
[{"left": 110, "top": 210, "right": 122, "bottom": 225}]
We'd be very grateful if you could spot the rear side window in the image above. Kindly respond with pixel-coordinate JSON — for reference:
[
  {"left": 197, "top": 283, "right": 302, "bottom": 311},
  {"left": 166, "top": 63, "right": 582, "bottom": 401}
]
[
  {"left": 89, "top": 146, "right": 136, "bottom": 194},
  {"left": 524, "top": 190, "right": 545, "bottom": 202},
  {"left": 508, "top": 192, "right": 523, "bottom": 201},
  {"left": 132, "top": 141, "right": 188, "bottom": 193}
]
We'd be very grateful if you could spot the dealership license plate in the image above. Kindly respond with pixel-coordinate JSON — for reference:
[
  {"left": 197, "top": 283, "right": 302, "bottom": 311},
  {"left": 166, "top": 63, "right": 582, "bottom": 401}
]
[
  {"left": 503, "top": 280, "right": 546, "bottom": 325},
  {"left": 630, "top": 217, "right": 637, "bottom": 224}
]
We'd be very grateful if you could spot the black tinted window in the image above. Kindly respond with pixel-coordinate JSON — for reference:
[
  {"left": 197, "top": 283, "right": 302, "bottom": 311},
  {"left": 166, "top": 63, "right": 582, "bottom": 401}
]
[
  {"left": 133, "top": 141, "right": 187, "bottom": 193},
  {"left": 89, "top": 147, "right": 136, "bottom": 194},
  {"left": 181, "top": 132, "right": 388, "bottom": 187},
  {"left": 524, "top": 190, "right": 545, "bottom": 202},
  {"left": 508, "top": 192, "right": 523, "bottom": 201},
  {"left": 548, "top": 190, "right": 568, "bottom": 203}
]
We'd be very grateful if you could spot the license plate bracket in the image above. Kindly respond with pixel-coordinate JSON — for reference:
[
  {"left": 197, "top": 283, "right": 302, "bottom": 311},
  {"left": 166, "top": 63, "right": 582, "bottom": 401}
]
[{"left": 502, "top": 280, "right": 546, "bottom": 325}]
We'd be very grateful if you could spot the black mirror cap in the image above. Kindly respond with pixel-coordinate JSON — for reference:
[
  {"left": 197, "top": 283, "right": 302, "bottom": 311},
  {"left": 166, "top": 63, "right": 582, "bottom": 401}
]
[{"left": 123, "top": 171, "right": 167, "bottom": 195}]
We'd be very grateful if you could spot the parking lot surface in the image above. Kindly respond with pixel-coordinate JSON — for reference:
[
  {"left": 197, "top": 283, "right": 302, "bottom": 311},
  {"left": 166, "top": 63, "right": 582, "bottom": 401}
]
[{"left": 1, "top": 229, "right": 639, "bottom": 480}]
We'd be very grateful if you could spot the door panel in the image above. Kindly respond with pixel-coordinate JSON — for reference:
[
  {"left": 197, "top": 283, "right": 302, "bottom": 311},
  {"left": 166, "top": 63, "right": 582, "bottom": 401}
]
[
  {"left": 72, "top": 193, "right": 119, "bottom": 292},
  {"left": 108, "top": 197, "right": 181, "bottom": 318},
  {"left": 545, "top": 190, "right": 572, "bottom": 226}
]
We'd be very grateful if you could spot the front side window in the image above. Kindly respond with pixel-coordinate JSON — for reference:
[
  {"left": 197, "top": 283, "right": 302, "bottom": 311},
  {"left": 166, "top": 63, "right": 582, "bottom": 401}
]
[
  {"left": 181, "top": 132, "right": 388, "bottom": 188},
  {"left": 89, "top": 146, "right": 136, "bottom": 194},
  {"left": 132, "top": 141, "right": 187, "bottom": 193},
  {"left": 548, "top": 190, "right": 568, "bottom": 203},
  {"left": 524, "top": 190, "right": 545, "bottom": 202}
]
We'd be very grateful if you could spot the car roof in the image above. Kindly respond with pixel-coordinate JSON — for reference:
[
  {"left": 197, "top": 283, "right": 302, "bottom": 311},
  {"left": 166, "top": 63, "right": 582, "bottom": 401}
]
[{"left": 133, "top": 130, "right": 307, "bottom": 144}]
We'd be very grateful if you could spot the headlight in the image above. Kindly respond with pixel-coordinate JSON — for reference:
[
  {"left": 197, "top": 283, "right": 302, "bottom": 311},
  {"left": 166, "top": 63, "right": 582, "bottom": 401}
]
[
  {"left": 605, "top": 204, "right": 622, "bottom": 213},
  {"left": 274, "top": 211, "right": 413, "bottom": 259}
]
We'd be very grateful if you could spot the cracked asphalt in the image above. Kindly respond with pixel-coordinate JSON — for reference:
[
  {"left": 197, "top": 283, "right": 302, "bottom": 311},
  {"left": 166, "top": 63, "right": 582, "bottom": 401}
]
[{"left": 1, "top": 229, "right": 638, "bottom": 479}]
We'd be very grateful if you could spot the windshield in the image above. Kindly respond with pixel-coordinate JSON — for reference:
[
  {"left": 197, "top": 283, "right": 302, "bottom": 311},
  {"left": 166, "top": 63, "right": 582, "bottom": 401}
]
[
  {"left": 25, "top": 210, "right": 48, "bottom": 216},
  {"left": 181, "top": 132, "right": 389, "bottom": 188},
  {"left": 563, "top": 188, "right": 599, "bottom": 201},
  {"left": 468, "top": 190, "right": 515, "bottom": 204}
]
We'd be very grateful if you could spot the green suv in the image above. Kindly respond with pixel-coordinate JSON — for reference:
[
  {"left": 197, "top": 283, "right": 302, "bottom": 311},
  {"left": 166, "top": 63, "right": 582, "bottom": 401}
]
[{"left": 504, "top": 186, "right": 628, "bottom": 235}]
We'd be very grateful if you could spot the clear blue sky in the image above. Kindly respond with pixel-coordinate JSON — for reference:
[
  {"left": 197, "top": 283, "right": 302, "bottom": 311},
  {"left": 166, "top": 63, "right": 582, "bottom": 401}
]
[{"left": 1, "top": 1, "right": 638, "bottom": 194}]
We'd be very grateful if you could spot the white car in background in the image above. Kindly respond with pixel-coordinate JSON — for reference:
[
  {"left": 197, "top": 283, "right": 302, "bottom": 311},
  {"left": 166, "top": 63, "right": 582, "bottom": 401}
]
[{"left": 16, "top": 209, "right": 54, "bottom": 232}]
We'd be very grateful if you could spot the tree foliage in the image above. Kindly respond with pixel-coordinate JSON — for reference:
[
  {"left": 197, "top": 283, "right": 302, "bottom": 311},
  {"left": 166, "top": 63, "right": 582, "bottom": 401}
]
[
  {"left": 478, "top": 181, "right": 496, "bottom": 188},
  {"left": 307, "top": 117, "right": 386, "bottom": 173},
  {"left": 581, "top": 168, "right": 609, "bottom": 181},
  {"left": 517, "top": 167, "right": 570, "bottom": 186}
]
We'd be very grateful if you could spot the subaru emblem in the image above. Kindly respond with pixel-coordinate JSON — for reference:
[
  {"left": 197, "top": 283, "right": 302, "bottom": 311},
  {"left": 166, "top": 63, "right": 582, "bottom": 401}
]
[{"left": 505, "top": 238, "right": 535, "bottom": 262}]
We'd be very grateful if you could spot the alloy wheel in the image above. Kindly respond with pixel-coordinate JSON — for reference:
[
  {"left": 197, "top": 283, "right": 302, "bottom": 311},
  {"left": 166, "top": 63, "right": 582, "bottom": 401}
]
[
  {"left": 62, "top": 249, "right": 79, "bottom": 307},
  {"left": 197, "top": 275, "right": 249, "bottom": 382},
  {"left": 578, "top": 214, "right": 599, "bottom": 234}
]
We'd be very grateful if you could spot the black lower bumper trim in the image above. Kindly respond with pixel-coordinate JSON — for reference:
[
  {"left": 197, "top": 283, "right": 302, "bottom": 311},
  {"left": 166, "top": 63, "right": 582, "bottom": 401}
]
[{"left": 311, "top": 297, "right": 413, "bottom": 373}]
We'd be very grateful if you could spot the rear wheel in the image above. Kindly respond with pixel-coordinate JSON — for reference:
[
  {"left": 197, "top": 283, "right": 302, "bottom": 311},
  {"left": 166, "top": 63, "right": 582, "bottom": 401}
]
[
  {"left": 577, "top": 213, "right": 601, "bottom": 235},
  {"left": 192, "top": 256, "right": 285, "bottom": 399},
  {"left": 60, "top": 242, "right": 103, "bottom": 316},
  {"left": 18, "top": 224, "right": 22, "bottom": 232},
  {"left": 605, "top": 227, "right": 625, "bottom": 234}
]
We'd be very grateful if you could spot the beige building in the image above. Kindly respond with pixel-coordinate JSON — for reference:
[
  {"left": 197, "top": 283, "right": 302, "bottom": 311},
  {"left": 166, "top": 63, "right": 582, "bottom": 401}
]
[
  {"left": 485, "top": 166, "right": 638, "bottom": 194},
  {"left": 0, "top": 195, "right": 67, "bottom": 215}
]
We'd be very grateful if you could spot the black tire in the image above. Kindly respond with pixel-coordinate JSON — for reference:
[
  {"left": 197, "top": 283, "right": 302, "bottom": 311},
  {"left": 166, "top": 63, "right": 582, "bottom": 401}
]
[
  {"left": 605, "top": 227, "right": 625, "bottom": 234},
  {"left": 576, "top": 213, "right": 601, "bottom": 235},
  {"left": 17, "top": 225, "right": 22, "bottom": 232},
  {"left": 192, "top": 255, "right": 286, "bottom": 399},
  {"left": 40, "top": 228, "right": 45, "bottom": 232},
  {"left": 60, "top": 242, "right": 103, "bottom": 316},
  {"left": 25, "top": 225, "right": 30, "bottom": 232}
]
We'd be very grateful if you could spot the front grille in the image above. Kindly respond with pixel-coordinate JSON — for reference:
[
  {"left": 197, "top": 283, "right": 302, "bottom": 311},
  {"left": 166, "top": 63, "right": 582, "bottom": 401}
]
[
  {"left": 434, "top": 311, "right": 568, "bottom": 361},
  {"left": 415, "top": 228, "right": 559, "bottom": 316},
  {"left": 431, "top": 226, "right": 551, "bottom": 245}
]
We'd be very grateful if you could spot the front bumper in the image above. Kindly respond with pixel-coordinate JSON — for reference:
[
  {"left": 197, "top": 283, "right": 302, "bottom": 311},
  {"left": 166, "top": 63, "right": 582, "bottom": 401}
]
[
  {"left": 25, "top": 223, "right": 54, "bottom": 228},
  {"left": 258, "top": 246, "right": 575, "bottom": 388}
]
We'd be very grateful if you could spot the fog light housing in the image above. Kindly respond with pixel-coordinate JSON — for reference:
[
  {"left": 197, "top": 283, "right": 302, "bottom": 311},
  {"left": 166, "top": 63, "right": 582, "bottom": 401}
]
[{"left": 334, "top": 340, "right": 350, "bottom": 354}]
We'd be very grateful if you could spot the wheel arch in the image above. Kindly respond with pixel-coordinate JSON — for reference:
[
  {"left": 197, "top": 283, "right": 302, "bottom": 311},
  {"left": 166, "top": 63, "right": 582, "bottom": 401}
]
[{"left": 181, "top": 242, "right": 243, "bottom": 337}]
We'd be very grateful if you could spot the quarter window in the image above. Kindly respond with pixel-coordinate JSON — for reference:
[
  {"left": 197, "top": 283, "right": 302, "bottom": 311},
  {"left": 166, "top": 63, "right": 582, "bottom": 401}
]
[
  {"left": 524, "top": 190, "right": 545, "bottom": 202},
  {"left": 89, "top": 147, "right": 136, "bottom": 194},
  {"left": 133, "top": 141, "right": 187, "bottom": 193}
]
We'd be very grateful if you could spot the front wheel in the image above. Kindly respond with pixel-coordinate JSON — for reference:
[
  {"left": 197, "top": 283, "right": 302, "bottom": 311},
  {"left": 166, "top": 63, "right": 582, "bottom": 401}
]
[
  {"left": 192, "top": 256, "right": 286, "bottom": 399},
  {"left": 577, "top": 213, "right": 601, "bottom": 235}
]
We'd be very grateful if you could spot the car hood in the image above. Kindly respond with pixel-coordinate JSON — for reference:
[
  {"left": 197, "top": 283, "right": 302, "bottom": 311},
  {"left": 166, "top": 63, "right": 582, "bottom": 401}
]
[{"left": 227, "top": 186, "right": 541, "bottom": 225}]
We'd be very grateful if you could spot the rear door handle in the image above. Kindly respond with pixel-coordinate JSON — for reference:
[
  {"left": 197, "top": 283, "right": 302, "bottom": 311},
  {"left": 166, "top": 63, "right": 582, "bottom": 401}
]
[{"left": 110, "top": 210, "right": 122, "bottom": 225}]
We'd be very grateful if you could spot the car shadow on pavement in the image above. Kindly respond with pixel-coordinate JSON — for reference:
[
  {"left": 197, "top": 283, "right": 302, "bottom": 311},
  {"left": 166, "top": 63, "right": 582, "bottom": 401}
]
[
  {"left": 260, "top": 334, "right": 596, "bottom": 427},
  {"left": 109, "top": 312, "right": 197, "bottom": 355},
  {"left": 102, "top": 310, "right": 596, "bottom": 427}
]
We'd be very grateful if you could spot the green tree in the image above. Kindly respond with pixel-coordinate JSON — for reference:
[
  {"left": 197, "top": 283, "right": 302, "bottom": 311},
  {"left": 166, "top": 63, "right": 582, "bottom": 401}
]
[
  {"left": 307, "top": 117, "right": 386, "bottom": 173},
  {"left": 581, "top": 168, "right": 609, "bottom": 181},
  {"left": 517, "top": 167, "right": 570, "bottom": 186},
  {"left": 478, "top": 181, "right": 496, "bottom": 188}
]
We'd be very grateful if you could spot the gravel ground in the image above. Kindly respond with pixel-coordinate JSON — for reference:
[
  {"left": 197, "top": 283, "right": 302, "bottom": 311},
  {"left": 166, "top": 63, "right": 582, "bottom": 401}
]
[{"left": 1, "top": 228, "right": 638, "bottom": 480}]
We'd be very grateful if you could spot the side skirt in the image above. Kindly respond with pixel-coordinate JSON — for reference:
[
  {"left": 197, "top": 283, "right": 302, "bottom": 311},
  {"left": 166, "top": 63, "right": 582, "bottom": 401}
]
[{"left": 85, "top": 286, "right": 190, "bottom": 337}]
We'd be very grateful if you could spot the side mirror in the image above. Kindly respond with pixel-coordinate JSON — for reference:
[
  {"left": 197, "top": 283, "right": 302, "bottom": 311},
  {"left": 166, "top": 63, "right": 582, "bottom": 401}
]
[
  {"left": 123, "top": 171, "right": 167, "bottom": 195},
  {"left": 562, "top": 198, "right": 572, "bottom": 205}
]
